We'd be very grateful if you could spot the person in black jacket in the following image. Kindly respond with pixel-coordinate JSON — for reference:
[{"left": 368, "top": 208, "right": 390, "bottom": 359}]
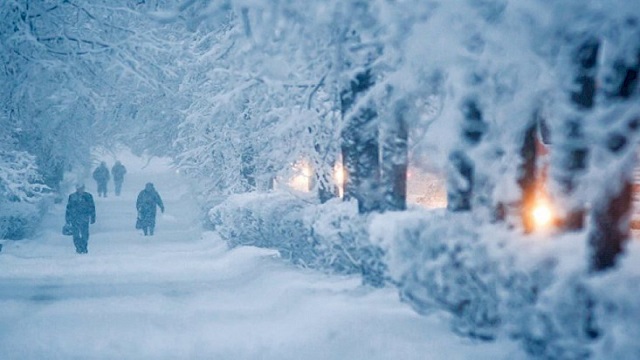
[
  {"left": 111, "top": 161, "right": 127, "bottom": 196},
  {"left": 65, "top": 184, "right": 96, "bottom": 254},
  {"left": 92, "top": 161, "right": 110, "bottom": 197},
  {"left": 136, "top": 182, "right": 164, "bottom": 236}
]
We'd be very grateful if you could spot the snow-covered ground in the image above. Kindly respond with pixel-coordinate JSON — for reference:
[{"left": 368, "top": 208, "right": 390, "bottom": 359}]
[{"left": 0, "top": 151, "right": 527, "bottom": 359}]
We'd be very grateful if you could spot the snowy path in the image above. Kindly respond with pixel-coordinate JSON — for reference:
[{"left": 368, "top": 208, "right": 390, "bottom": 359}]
[{"left": 0, "top": 154, "right": 525, "bottom": 359}]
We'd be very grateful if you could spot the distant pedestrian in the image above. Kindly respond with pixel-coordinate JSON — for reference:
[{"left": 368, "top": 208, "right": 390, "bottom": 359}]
[
  {"left": 65, "top": 184, "right": 96, "bottom": 254},
  {"left": 136, "top": 182, "right": 164, "bottom": 236},
  {"left": 93, "top": 161, "right": 110, "bottom": 197},
  {"left": 111, "top": 161, "right": 127, "bottom": 196}
]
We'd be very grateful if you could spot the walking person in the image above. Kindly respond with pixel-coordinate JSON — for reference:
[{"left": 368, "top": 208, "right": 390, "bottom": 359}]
[
  {"left": 136, "top": 182, "right": 165, "bottom": 236},
  {"left": 111, "top": 160, "right": 127, "bottom": 196},
  {"left": 65, "top": 184, "right": 96, "bottom": 254},
  {"left": 92, "top": 161, "right": 110, "bottom": 197}
]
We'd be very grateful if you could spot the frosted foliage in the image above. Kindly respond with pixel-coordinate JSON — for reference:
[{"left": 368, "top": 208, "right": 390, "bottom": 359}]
[
  {"left": 0, "top": 152, "right": 47, "bottom": 204},
  {"left": 0, "top": 150, "right": 48, "bottom": 239},
  {"left": 173, "top": 3, "right": 339, "bottom": 194},
  {"left": 167, "top": 0, "right": 640, "bottom": 212},
  {"left": 2, "top": 0, "right": 639, "bottom": 198}
]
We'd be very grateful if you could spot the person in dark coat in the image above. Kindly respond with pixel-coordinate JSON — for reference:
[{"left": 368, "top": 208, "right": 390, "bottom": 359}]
[
  {"left": 136, "top": 182, "right": 164, "bottom": 236},
  {"left": 92, "top": 161, "right": 110, "bottom": 197},
  {"left": 65, "top": 184, "right": 96, "bottom": 254},
  {"left": 111, "top": 161, "right": 127, "bottom": 196}
]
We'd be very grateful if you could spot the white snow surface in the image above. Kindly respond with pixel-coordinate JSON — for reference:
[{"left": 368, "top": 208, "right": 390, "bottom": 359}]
[{"left": 0, "top": 151, "right": 526, "bottom": 359}]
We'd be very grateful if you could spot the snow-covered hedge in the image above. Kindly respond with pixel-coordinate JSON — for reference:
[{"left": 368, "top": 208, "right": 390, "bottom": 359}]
[
  {"left": 209, "top": 192, "right": 388, "bottom": 286},
  {"left": 209, "top": 194, "right": 640, "bottom": 357},
  {"left": 371, "top": 210, "right": 503, "bottom": 340},
  {"left": 0, "top": 201, "right": 46, "bottom": 240},
  {"left": 304, "top": 198, "right": 388, "bottom": 286},
  {"left": 209, "top": 192, "right": 314, "bottom": 264},
  {"left": 371, "top": 208, "right": 640, "bottom": 358},
  {"left": 586, "top": 246, "right": 640, "bottom": 359}
]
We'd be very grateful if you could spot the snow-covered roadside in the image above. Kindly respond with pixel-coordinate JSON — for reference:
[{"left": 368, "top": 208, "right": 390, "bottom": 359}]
[{"left": 0, "top": 152, "right": 526, "bottom": 359}]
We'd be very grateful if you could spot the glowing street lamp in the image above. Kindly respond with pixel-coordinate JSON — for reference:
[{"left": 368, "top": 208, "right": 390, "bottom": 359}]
[
  {"left": 334, "top": 162, "right": 345, "bottom": 198},
  {"left": 531, "top": 198, "right": 553, "bottom": 230},
  {"left": 289, "top": 160, "right": 312, "bottom": 192}
]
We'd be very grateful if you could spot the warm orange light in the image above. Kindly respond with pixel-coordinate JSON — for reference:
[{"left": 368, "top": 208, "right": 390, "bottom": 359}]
[
  {"left": 533, "top": 202, "right": 552, "bottom": 228},
  {"left": 530, "top": 195, "right": 554, "bottom": 231},
  {"left": 289, "top": 160, "right": 312, "bottom": 192},
  {"left": 334, "top": 163, "right": 345, "bottom": 198}
]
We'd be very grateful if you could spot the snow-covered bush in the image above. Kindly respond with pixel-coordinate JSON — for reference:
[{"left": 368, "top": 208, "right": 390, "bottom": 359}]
[
  {"left": 580, "top": 240, "right": 640, "bottom": 359},
  {"left": 209, "top": 192, "right": 314, "bottom": 264},
  {"left": 0, "top": 150, "right": 50, "bottom": 239},
  {"left": 0, "top": 202, "right": 46, "bottom": 240},
  {"left": 371, "top": 207, "right": 640, "bottom": 358},
  {"left": 588, "top": 245, "right": 640, "bottom": 359},
  {"left": 304, "top": 199, "right": 387, "bottom": 286},
  {"left": 371, "top": 209, "right": 503, "bottom": 340},
  {"left": 210, "top": 192, "right": 388, "bottom": 286}
]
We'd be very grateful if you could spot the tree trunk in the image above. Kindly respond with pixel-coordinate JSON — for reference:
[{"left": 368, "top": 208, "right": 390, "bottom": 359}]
[
  {"left": 590, "top": 174, "right": 633, "bottom": 271},
  {"left": 447, "top": 150, "right": 474, "bottom": 212},
  {"left": 313, "top": 139, "right": 339, "bottom": 203},
  {"left": 316, "top": 161, "right": 339, "bottom": 203},
  {"left": 240, "top": 146, "right": 256, "bottom": 191},
  {"left": 380, "top": 100, "right": 408, "bottom": 211},
  {"left": 589, "top": 47, "right": 640, "bottom": 271},
  {"left": 518, "top": 120, "right": 538, "bottom": 233},
  {"left": 556, "top": 37, "right": 600, "bottom": 231},
  {"left": 447, "top": 98, "right": 485, "bottom": 212},
  {"left": 351, "top": 107, "right": 380, "bottom": 214},
  {"left": 317, "top": 174, "right": 338, "bottom": 203},
  {"left": 341, "top": 138, "right": 358, "bottom": 202},
  {"left": 340, "top": 69, "right": 381, "bottom": 213}
]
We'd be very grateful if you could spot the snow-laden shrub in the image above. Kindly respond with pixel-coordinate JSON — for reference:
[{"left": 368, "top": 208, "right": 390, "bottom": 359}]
[
  {"left": 371, "top": 206, "right": 640, "bottom": 358},
  {"left": 370, "top": 209, "right": 502, "bottom": 340},
  {"left": 586, "top": 243, "right": 640, "bottom": 360},
  {"left": 209, "top": 191, "right": 314, "bottom": 264},
  {"left": 0, "top": 201, "right": 46, "bottom": 240},
  {"left": 0, "top": 150, "right": 50, "bottom": 239},
  {"left": 303, "top": 199, "right": 388, "bottom": 286},
  {"left": 210, "top": 192, "right": 388, "bottom": 286}
]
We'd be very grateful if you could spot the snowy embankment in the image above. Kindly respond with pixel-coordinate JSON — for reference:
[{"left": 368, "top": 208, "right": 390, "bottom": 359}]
[{"left": 0, "top": 151, "right": 524, "bottom": 360}]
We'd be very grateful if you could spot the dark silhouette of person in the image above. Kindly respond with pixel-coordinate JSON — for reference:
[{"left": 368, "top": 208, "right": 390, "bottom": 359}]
[
  {"left": 65, "top": 183, "right": 96, "bottom": 253},
  {"left": 92, "top": 161, "right": 110, "bottom": 197},
  {"left": 111, "top": 161, "right": 127, "bottom": 196},
  {"left": 136, "top": 183, "right": 164, "bottom": 236}
]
